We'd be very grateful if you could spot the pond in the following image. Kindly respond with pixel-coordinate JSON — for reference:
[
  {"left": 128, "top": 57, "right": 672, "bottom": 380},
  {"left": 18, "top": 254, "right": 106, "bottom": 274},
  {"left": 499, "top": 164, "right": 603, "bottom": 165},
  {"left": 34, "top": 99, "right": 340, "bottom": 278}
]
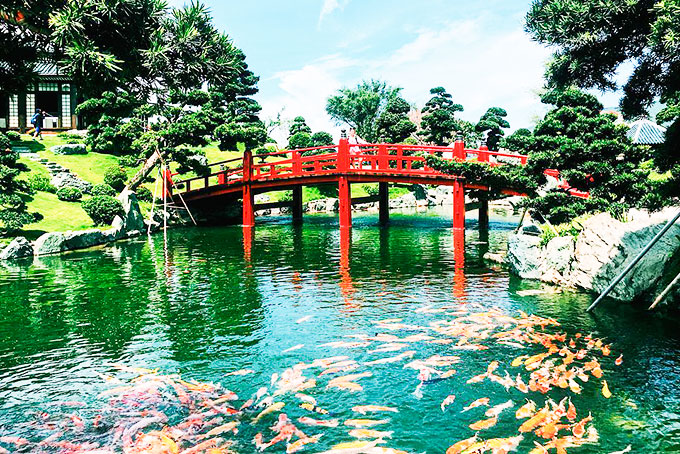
[{"left": 0, "top": 211, "right": 679, "bottom": 453}]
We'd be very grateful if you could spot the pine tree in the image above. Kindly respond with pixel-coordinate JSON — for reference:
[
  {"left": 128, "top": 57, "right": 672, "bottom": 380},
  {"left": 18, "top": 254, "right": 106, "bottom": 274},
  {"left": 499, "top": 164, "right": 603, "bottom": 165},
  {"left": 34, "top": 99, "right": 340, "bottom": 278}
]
[
  {"left": 0, "top": 133, "right": 41, "bottom": 235},
  {"left": 476, "top": 107, "right": 510, "bottom": 151},
  {"left": 375, "top": 97, "right": 417, "bottom": 143},
  {"left": 419, "top": 87, "right": 464, "bottom": 145}
]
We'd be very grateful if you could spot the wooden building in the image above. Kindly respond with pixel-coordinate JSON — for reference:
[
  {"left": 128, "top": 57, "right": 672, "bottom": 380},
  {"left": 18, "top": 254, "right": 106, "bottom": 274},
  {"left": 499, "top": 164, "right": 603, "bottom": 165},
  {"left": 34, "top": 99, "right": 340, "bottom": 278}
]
[{"left": 0, "top": 61, "right": 80, "bottom": 132}]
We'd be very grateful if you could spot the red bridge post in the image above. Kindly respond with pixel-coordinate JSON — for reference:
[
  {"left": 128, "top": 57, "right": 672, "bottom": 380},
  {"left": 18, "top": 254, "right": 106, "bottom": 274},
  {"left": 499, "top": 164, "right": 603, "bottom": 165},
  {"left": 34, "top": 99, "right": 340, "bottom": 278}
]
[
  {"left": 338, "top": 135, "right": 352, "bottom": 229},
  {"left": 453, "top": 178, "right": 465, "bottom": 231},
  {"left": 453, "top": 135, "right": 465, "bottom": 161},
  {"left": 242, "top": 149, "right": 255, "bottom": 227},
  {"left": 478, "top": 141, "right": 489, "bottom": 229}
]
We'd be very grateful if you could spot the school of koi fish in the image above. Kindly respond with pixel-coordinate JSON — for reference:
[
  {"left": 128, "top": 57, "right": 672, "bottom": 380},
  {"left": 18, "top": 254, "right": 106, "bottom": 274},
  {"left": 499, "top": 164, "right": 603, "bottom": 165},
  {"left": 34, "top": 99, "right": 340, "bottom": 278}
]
[{"left": 0, "top": 305, "right": 628, "bottom": 454}]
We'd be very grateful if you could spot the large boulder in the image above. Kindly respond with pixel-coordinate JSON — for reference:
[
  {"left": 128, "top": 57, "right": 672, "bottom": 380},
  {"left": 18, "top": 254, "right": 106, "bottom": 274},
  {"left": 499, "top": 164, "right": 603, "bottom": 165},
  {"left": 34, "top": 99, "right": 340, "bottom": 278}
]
[
  {"left": 34, "top": 232, "right": 67, "bottom": 256},
  {"left": 63, "top": 229, "right": 105, "bottom": 250},
  {"left": 0, "top": 237, "right": 34, "bottom": 260},
  {"left": 507, "top": 208, "right": 680, "bottom": 302},
  {"left": 51, "top": 172, "right": 92, "bottom": 194},
  {"left": 118, "top": 189, "right": 145, "bottom": 232},
  {"left": 50, "top": 144, "right": 87, "bottom": 155}
]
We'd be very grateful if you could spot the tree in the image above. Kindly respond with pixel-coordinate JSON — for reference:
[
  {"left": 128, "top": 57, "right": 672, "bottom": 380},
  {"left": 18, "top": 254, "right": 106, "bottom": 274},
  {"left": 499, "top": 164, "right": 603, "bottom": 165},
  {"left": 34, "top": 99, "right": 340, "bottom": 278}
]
[
  {"left": 375, "top": 97, "right": 417, "bottom": 143},
  {"left": 0, "top": 133, "right": 41, "bottom": 235},
  {"left": 501, "top": 128, "right": 533, "bottom": 152},
  {"left": 289, "top": 116, "right": 312, "bottom": 137},
  {"left": 420, "top": 87, "right": 464, "bottom": 145},
  {"left": 475, "top": 107, "right": 510, "bottom": 151},
  {"left": 326, "top": 80, "right": 402, "bottom": 142},
  {"left": 522, "top": 89, "right": 658, "bottom": 223},
  {"left": 525, "top": 0, "right": 680, "bottom": 175},
  {"left": 311, "top": 131, "right": 333, "bottom": 147}
]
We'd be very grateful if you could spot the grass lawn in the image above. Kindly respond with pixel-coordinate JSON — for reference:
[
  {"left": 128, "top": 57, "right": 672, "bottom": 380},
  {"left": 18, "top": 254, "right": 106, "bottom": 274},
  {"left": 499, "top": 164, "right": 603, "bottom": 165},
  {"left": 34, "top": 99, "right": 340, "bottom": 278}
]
[{"left": 19, "top": 192, "right": 105, "bottom": 241}]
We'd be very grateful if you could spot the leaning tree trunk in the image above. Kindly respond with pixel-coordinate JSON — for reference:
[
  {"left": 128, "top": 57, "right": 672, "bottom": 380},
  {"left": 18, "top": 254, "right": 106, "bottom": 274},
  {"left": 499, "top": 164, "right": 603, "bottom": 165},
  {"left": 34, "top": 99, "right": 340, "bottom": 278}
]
[{"left": 126, "top": 148, "right": 165, "bottom": 191}]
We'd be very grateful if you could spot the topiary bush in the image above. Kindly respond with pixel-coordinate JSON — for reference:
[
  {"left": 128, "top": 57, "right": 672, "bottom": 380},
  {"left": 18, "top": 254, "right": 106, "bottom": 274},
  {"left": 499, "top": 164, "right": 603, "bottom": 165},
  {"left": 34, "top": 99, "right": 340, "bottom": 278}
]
[
  {"left": 28, "top": 174, "right": 57, "bottom": 193},
  {"left": 91, "top": 183, "right": 117, "bottom": 197},
  {"left": 6, "top": 131, "right": 20, "bottom": 142},
  {"left": 82, "top": 195, "right": 124, "bottom": 226},
  {"left": 135, "top": 186, "right": 153, "bottom": 202},
  {"left": 0, "top": 132, "right": 10, "bottom": 150},
  {"left": 56, "top": 186, "right": 83, "bottom": 202},
  {"left": 103, "top": 165, "right": 128, "bottom": 191},
  {"left": 119, "top": 155, "right": 140, "bottom": 167}
]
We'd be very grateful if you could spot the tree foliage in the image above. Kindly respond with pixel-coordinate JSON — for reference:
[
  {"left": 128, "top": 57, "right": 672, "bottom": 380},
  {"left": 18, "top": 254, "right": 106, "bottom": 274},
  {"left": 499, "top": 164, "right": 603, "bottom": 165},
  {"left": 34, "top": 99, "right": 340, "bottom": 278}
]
[
  {"left": 521, "top": 89, "right": 659, "bottom": 223},
  {"left": 326, "top": 80, "right": 402, "bottom": 142},
  {"left": 525, "top": 0, "right": 680, "bottom": 175},
  {"left": 420, "top": 87, "right": 464, "bottom": 145},
  {"left": 476, "top": 107, "right": 510, "bottom": 151},
  {"left": 375, "top": 97, "right": 417, "bottom": 143},
  {"left": 0, "top": 133, "right": 41, "bottom": 235}
]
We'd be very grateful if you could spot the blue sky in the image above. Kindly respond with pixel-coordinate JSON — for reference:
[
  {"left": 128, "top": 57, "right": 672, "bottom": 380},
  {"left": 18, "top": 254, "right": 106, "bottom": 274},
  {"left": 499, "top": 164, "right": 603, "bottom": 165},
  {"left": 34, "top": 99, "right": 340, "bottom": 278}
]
[{"left": 169, "top": 0, "right": 625, "bottom": 142}]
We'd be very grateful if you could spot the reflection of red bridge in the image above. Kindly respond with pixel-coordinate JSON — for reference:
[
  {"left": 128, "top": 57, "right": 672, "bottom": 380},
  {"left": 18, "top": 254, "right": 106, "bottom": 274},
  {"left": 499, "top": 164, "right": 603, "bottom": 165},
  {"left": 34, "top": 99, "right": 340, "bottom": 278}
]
[{"left": 169, "top": 136, "right": 586, "bottom": 231}]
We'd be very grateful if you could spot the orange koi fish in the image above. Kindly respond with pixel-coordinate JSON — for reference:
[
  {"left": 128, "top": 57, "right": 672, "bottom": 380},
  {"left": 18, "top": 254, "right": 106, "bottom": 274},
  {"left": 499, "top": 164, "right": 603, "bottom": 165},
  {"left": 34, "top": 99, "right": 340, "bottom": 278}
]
[
  {"left": 516, "top": 400, "right": 536, "bottom": 419},
  {"left": 297, "top": 416, "right": 338, "bottom": 427},
  {"left": 518, "top": 406, "right": 550, "bottom": 433},
  {"left": 446, "top": 435, "right": 478, "bottom": 454},
  {"left": 468, "top": 416, "right": 498, "bottom": 431},
  {"left": 615, "top": 354, "right": 623, "bottom": 366},
  {"left": 462, "top": 397, "right": 489, "bottom": 412},
  {"left": 602, "top": 380, "right": 612, "bottom": 398}
]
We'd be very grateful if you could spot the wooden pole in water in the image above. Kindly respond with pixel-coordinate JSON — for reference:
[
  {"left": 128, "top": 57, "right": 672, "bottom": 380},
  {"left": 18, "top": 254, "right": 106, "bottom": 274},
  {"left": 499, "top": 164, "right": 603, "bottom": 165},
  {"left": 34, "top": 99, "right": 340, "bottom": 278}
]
[
  {"left": 379, "top": 182, "right": 389, "bottom": 225},
  {"left": 648, "top": 269, "right": 680, "bottom": 310},
  {"left": 292, "top": 185, "right": 303, "bottom": 223}
]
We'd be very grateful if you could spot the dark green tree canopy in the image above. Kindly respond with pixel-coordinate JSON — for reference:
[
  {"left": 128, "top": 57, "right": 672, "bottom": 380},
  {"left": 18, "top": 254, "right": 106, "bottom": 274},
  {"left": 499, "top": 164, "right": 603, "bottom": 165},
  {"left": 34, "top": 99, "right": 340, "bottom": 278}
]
[
  {"left": 326, "top": 80, "right": 402, "bottom": 142},
  {"left": 420, "top": 87, "right": 464, "bottom": 145},
  {"left": 0, "top": 133, "right": 41, "bottom": 235},
  {"left": 375, "top": 97, "right": 417, "bottom": 143},
  {"left": 289, "top": 116, "right": 312, "bottom": 137},
  {"left": 525, "top": 0, "right": 680, "bottom": 171},
  {"left": 476, "top": 107, "right": 510, "bottom": 151}
]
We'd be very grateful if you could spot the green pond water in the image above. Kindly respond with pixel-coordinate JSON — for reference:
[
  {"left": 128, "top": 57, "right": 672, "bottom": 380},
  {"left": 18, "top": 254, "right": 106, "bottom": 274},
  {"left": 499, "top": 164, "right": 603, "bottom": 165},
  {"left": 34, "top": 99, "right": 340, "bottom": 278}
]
[{"left": 1, "top": 211, "right": 679, "bottom": 453}]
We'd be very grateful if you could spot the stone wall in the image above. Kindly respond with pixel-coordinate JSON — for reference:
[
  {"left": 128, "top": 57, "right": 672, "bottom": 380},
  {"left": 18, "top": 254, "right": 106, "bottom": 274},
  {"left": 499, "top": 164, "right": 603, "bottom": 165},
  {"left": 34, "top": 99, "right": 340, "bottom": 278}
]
[{"left": 505, "top": 208, "right": 680, "bottom": 302}]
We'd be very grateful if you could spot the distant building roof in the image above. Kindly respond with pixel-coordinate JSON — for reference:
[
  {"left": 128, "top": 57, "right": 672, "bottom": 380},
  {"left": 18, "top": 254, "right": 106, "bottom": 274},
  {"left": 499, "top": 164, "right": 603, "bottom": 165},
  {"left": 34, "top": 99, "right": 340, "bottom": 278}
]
[
  {"left": 33, "top": 60, "right": 69, "bottom": 80},
  {"left": 627, "top": 118, "right": 666, "bottom": 145}
]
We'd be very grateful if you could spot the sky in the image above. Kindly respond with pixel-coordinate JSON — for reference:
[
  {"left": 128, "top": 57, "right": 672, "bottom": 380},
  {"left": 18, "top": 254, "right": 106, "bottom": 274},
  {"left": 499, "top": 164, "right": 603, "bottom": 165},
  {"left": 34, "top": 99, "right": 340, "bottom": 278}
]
[{"left": 168, "top": 0, "right": 626, "bottom": 143}]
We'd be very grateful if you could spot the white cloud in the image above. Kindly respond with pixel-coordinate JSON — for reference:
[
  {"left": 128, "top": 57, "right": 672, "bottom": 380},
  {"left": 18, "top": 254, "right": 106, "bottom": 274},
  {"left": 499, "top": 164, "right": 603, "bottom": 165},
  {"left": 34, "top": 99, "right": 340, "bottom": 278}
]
[
  {"left": 261, "top": 18, "right": 554, "bottom": 145},
  {"left": 318, "top": 0, "right": 350, "bottom": 27}
]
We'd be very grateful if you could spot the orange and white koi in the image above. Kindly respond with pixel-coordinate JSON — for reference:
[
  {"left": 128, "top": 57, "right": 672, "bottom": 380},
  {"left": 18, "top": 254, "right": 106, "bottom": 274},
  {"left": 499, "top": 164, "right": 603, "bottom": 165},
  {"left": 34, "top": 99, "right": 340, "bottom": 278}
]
[
  {"left": 468, "top": 416, "right": 498, "bottom": 431},
  {"left": 440, "top": 394, "right": 455, "bottom": 412},
  {"left": 352, "top": 405, "right": 398, "bottom": 415},
  {"left": 344, "top": 419, "right": 390, "bottom": 428},
  {"left": 297, "top": 416, "right": 339, "bottom": 428},
  {"left": 485, "top": 399, "right": 513, "bottom": 418},
  {"left": 462, "top": 397, "right": 490, "bottom": 412},
  {"left": 348, "top": 429, "right": 393, "bottom": 439},
  {"left": 286, "top": 434, "right": 323, "bottom": 453},
  {"left": 446, "top": 435, "right": 478, "bottom": 454},
  {"left": 515, "top": 400, "right": 536, "bottom": 419}
]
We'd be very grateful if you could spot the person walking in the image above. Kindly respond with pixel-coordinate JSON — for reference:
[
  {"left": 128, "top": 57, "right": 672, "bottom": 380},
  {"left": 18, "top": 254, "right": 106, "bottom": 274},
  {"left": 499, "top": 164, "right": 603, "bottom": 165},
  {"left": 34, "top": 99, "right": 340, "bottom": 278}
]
[{"left": 30, "top": 108, "right": 44, "bottom": 140}]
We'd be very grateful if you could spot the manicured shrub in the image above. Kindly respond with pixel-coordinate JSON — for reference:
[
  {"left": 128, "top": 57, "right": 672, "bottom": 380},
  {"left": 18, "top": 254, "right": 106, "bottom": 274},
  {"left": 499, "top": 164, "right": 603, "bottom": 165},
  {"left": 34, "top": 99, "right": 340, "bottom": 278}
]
[
  {"left": 103, "top": 165, "right": 128, "bottom": 191},
  {"left": 82, "top": 195, "right": 124, "bottom": 226},
  {"left": 57, "top": 132, "right": 85, "bottom": 144},
  {"left": 119, "top": 155, "right": 140, "bottom": 167},
  {"left": 91, "top": 183, "right": 117, "bottom": 197},
  {"left": 6, "top": 131, "right": 20, "bottom": 142},
  {"left": 135, "top": 186, "right": 153, "bottom": 202},
  {"left": 56, "top": 186, "right": 83, "bottom": 202},
  {"left": 0, "top": 132, "right": 9, "bottom": 150},
  {"left": 28, "top": 174, "right": 57, "bottom": 193}
]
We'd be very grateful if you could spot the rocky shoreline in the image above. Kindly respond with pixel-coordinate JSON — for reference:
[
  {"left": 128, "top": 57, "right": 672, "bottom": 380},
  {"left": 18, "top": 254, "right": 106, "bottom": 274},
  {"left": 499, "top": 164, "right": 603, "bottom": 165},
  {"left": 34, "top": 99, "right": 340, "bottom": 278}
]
[
  {"left": 0, "top": 189, "right": 154, "bottom": 261},
  {"left": 501, "top": 208, "right": 680, "bottom": 303}
]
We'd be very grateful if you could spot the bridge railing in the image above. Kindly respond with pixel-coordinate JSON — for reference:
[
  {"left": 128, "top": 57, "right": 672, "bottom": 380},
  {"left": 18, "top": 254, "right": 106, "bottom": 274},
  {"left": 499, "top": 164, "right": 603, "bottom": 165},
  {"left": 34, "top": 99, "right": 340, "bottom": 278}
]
[{"left": 169, "top": 138, "right": 533, "bottom": 196}]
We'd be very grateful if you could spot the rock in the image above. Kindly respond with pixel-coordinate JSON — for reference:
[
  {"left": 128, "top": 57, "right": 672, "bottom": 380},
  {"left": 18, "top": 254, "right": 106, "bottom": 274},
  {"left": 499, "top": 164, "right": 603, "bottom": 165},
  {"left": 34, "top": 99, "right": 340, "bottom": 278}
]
[
  {"left": 51, "top": 172, "right": 92, "bottom": 194},
  {"left": 507, "top": 234, "right": 543, "bottom": 280},
  {"left": 102, "top": 226, "right": 125, "bottom": 242},
  {"left": 51, "top": 144, "right": 87, "bottom": 155},
  {"left": 118, "top": 189, "right": 145, "bottom": 232},
  {"left": 34, "top": 232, "right": 67, "bottom": 256},
  {"left": 0, "top": 237, "right": 34, "bottom": 260},
  {"left": 390, "top": 193, "right": 416, "bottom": 209},
  {"left": 63, "top": 229, "right": 105, "bottom": 250},
  {"left": 126, "top": 230, "right": 142, "bottom": 238},
  {"left": 112, "top": 215, "right": 125, "bottom": 231},
  {"left": 483, "top": 251, "right": 506, "bottom": 263},
  {"left": 507, "top": 208, "right": 680, "bottom": 302},
  {"left": 324, "top": 198, "right": 339, "bottom": 212}
]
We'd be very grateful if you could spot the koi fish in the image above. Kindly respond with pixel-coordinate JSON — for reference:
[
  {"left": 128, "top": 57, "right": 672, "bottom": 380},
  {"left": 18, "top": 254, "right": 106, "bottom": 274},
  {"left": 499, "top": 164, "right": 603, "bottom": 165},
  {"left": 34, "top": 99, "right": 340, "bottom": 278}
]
[
  {"left": 199, "top": 421, "right": 239, "bottom": 439},
  {"left": 485, "top": 400, "right": 513, "bottom": 418},
  {"left": 348, "top": 429, "right": 393, "bottom": 439},
  {"left": 319, "top": 440, "right": 382, "bottom": 454},
  {"left": 566, "top": 399, "right": 577, "bottom": 421},
  {"left": 615, "top": 354, "right": 623, "bottom": 366},
  {"left": 602, "top": 380, "right": 612, "bottom": 398},
  {"left": 364, "top": 351, "right": 415, "bottom": 365},
  {"left": 462, "top": 397, "right": 489, "bottom": 412},
  {"left": 608, "top": 446, "right": 632, "bottom": 454},
  {"left": 516, "top": 400, "right": 536, "bottom": 419},
  {"left": 283, "top": 344, "right": 305, "bottom": 353},
  {"left": 519, "top": 406, "right": 550, "bottom": 433},
  {"left": 344, "top": 419, "right": 390, "bottom": 428},
  {"left": 468, "top": 416, "right": 498, "bottom": 431},
  {"left": 295, "top": 393, "right": 317, "bottom": 405},
  {"left": 511, "top": 355, "right": 530, "bottom": 367},
  {"left": 440, "top": 394, "right": 455, "bottom": 412},
  {"left": 300, "top": 403, "right": 329, "bottom": 414},
  {"left": 296, "top": 316, "right": 312, "bottom": 323},
  {"left": 286, "top": 434, "right": 323, "bottom": 453},
  {"left": 253, "top": 402, "right": 285, "bottom": 423},
  {"left": 446, "top": 435, "right": 478, "bottom": 454},
  {"left": 297, "top": 416, "right": 339, "bottom": 427},
  {"left": 225, "top": 369, "right": 255, "bottom": 376},
  {"left": 352, "top": 405, "right": 398, "bottom": 415}
]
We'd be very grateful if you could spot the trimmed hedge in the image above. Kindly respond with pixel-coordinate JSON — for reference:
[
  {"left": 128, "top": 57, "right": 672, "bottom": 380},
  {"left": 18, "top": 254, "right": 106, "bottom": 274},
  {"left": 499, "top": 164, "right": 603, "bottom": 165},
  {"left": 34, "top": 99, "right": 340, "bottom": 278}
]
[
  {"left": 103, "top": 166, "right": 128, "bottom": 191},
  {"left": 28, "top": 174, "right": 57, "bottom": 193},
  {"left": 91, "top": 183, "right": 117, "bottom": 197},
  {"left": 56, "top": 187, "right": 83, "bottom": 202},
  {"left": 6, "top": 131, "right": 20, "bottom": 141},
  {"left": 82, "top": 195, "right": 124, "bottom": 226},
  {"left": 136, "top": 186, "right": 153, "bottom": 202}
]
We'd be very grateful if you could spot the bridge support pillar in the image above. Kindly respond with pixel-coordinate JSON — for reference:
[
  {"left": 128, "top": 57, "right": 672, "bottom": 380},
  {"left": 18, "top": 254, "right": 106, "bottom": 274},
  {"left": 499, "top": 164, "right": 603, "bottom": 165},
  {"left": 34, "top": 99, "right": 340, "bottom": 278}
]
[
  {"left": 292, "top": 186, "right": 303, "bottom": 223},
  {"left": 453, "top": 179, "right": 465, "bottom": 231},
  {"left": 479, "top": 197, "right": 489, "bottom": 230},
  {"left": 379, "top": 182, "right": 389, "bottom": 225},
  {"left": 339, "top": 176, "right": 352, "bottom": 229},
  {"left": 242, "top": 185, "right": 255, "bottom": 227}
]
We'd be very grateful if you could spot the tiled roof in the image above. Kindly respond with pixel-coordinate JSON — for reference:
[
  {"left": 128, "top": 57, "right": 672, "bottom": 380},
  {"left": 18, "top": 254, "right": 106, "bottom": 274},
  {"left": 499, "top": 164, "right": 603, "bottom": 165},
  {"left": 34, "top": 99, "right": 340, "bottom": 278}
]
[{"left": 626, "top": 118, "right": 666, "bottom": 145}]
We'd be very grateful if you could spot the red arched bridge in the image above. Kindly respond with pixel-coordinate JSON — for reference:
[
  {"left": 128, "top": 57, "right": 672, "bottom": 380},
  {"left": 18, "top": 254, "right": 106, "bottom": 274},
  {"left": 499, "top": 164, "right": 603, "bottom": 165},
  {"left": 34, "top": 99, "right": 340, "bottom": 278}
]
[{"left": 165, "top": 136, "right": 586, "bottom": 231}]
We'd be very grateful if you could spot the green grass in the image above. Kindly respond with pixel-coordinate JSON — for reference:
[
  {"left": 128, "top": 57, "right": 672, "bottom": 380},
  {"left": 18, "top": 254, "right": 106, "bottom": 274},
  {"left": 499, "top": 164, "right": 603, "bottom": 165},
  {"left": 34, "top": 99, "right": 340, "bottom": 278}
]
[{"left": 20, "top": 192, "right": 105, "bottom": 241}]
